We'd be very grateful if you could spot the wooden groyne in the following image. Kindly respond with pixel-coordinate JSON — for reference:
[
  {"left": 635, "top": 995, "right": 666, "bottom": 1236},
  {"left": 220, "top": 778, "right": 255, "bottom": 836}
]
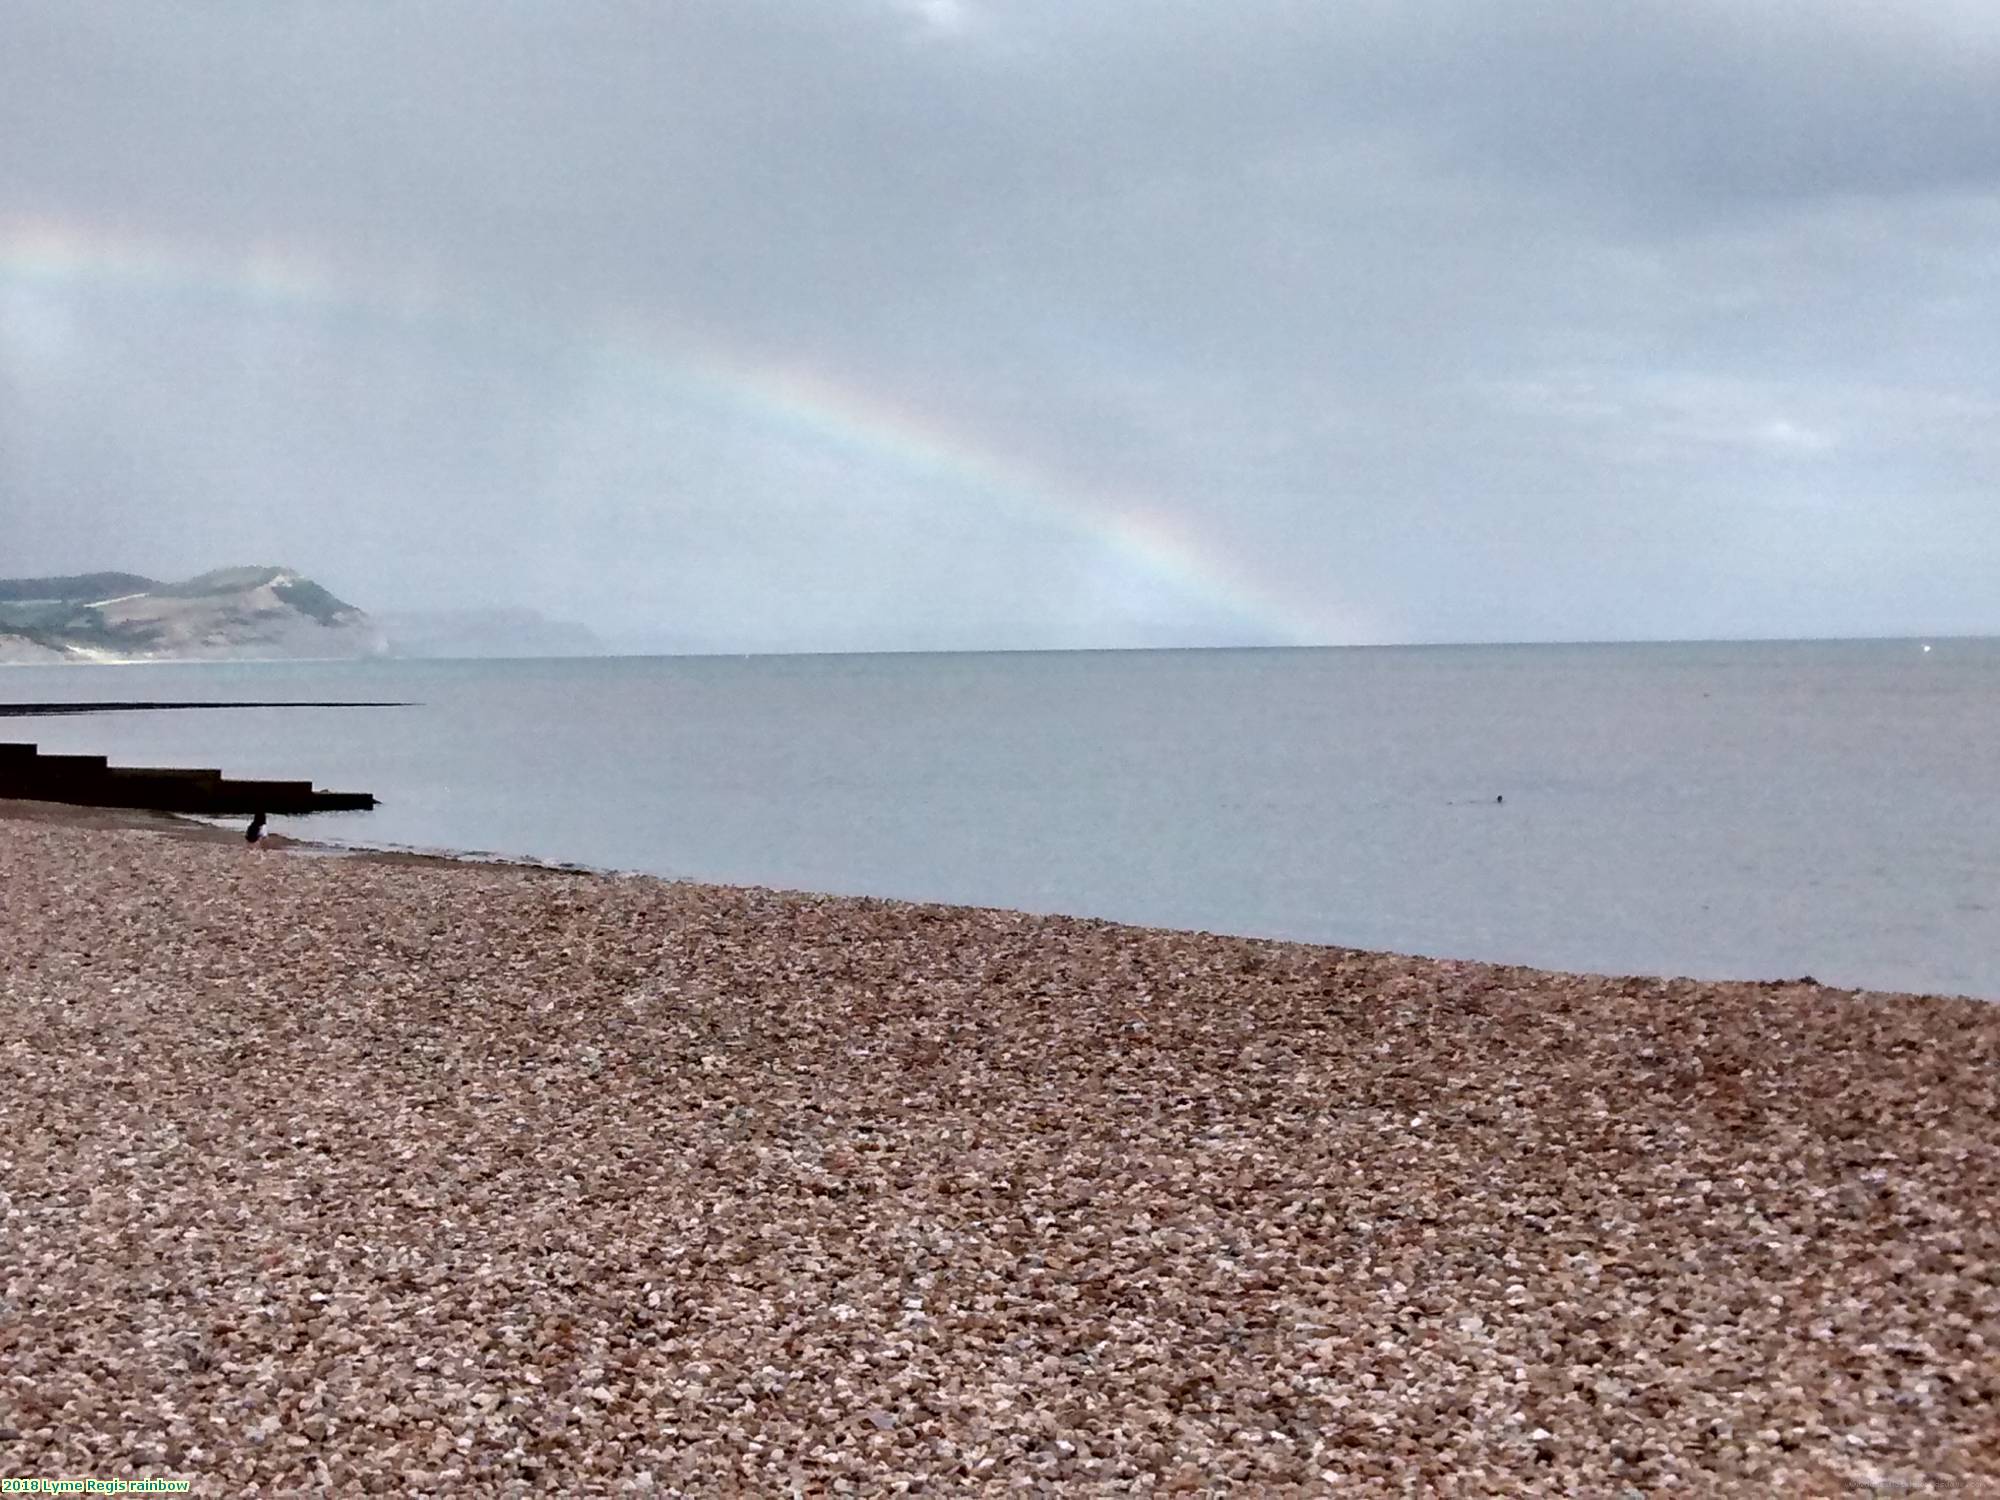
[
  {"left": 0, "top": 700, "right": 410, "bottom": 717},
  {"left": 0, "top": 743, "right": 375, "bottom": 815}
]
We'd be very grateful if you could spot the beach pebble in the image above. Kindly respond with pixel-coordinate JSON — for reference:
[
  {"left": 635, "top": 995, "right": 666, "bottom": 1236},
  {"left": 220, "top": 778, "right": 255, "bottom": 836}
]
[{"left": 1, "top": 816, "right": 1996, "bottom": 1493}]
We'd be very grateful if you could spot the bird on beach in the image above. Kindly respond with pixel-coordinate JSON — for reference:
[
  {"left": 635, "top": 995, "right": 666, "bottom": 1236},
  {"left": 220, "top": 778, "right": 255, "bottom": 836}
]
[{"left": 245, "top": 811, "right": 267, "bottom": 846}]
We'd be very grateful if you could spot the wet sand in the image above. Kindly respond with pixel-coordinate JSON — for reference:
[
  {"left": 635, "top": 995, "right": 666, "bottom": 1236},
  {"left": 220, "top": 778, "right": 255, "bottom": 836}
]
[{"left": 1, "top": 812, "right": 1995, "bottom": 1494}]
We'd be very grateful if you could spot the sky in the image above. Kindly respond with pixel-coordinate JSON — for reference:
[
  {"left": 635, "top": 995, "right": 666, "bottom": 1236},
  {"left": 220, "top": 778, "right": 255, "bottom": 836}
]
[{"left": 3, "top": 0, "right": 1997, "bottom": 651}]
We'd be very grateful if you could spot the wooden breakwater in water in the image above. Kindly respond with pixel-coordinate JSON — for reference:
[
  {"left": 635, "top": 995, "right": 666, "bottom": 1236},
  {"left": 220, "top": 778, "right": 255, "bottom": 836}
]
[
  {"left": 0, "top": 742, "right": 375, "bottom": 814},
  {"left": 0, "top": 700, "right": 410, "bottom": 717}
]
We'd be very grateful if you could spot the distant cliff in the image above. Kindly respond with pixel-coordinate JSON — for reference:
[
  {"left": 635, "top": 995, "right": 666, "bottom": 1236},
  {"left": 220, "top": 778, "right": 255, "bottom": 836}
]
[{"left": 0, "top": 567, "right": 387, "bottom": 663}]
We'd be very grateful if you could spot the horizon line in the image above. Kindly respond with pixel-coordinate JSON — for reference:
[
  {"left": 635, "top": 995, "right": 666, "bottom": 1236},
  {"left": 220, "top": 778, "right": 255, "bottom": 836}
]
[{"left": 416, "top": 630, "right": 1997, "bottom": 663}]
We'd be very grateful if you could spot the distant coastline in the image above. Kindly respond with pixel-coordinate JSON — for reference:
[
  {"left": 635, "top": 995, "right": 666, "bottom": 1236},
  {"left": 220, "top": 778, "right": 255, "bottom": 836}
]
[
  {"left": 0, "top": 566, "right": 384, "bottom": 663},
  {"left": 1, "top": 568, "right": 617, "bottom": 664}
]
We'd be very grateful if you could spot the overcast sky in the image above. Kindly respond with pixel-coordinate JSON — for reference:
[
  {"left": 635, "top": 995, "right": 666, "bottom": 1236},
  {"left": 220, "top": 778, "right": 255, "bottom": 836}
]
[{"left": 3, "top": 1, "right": 1997, "bottom": 649}]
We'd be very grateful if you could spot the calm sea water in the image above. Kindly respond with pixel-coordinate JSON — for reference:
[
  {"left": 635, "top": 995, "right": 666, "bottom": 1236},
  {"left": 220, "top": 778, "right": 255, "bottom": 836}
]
[{"left": 6, "top": 641, "right": 1997, "bottom": 999}]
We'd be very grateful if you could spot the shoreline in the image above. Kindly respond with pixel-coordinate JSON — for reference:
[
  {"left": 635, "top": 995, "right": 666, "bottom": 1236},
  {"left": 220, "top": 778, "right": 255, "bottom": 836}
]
[
  {"left": 4, "top": 811, "right": 1996, "bottom": 1490},
  {"left": 0, "top": 794, "right": 1968, "bottom": 1004},
  {"left": 0, "top": 797, "right": 590, "bottom": 876}
]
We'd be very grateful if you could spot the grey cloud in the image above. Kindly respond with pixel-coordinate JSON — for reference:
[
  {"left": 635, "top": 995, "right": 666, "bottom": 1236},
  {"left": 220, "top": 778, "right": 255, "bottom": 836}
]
[{"left": 3, "top": 1, "right": 1997, "bottom": 647}]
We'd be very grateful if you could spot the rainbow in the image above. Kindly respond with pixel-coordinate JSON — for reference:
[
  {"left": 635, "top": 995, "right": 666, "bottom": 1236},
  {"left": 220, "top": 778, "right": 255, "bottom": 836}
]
[{"left": 0, "top": 218, "right": 1361, "bottom": 645}]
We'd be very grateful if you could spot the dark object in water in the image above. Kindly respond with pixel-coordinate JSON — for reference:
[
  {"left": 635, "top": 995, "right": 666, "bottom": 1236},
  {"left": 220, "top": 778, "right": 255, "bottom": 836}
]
[
  {"left": 0, "top": 742, "right": 374, "bottom": 814},
  {"left": 1496, "top": 794, "right": 1504, "bottom": 804},
  {"left": 246, "top": 811, "right": 268, "bottom": 844}
]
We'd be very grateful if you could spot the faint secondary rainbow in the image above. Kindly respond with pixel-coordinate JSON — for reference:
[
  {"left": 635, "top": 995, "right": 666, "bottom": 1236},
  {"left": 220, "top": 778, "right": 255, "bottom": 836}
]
[{"left": 0, "top": 219, "right": 1357, "bottom": 645}]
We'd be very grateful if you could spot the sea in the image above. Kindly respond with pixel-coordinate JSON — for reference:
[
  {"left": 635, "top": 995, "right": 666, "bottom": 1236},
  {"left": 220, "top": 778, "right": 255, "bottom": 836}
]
[{"left": 6, "top": 640, "right": 1997, "bottom": 1000}]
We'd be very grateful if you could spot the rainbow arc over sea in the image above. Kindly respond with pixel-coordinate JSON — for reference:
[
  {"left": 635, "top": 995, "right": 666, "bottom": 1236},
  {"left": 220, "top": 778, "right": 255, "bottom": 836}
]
[{"left": 1, "top": 218, "right": 1357, "bottom": 646}]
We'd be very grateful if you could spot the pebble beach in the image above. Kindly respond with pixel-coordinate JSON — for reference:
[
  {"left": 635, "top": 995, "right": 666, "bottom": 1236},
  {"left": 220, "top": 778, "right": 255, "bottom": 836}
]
[{"left": 2, "top": 810, "right": 1997, "bottom": 1495}]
